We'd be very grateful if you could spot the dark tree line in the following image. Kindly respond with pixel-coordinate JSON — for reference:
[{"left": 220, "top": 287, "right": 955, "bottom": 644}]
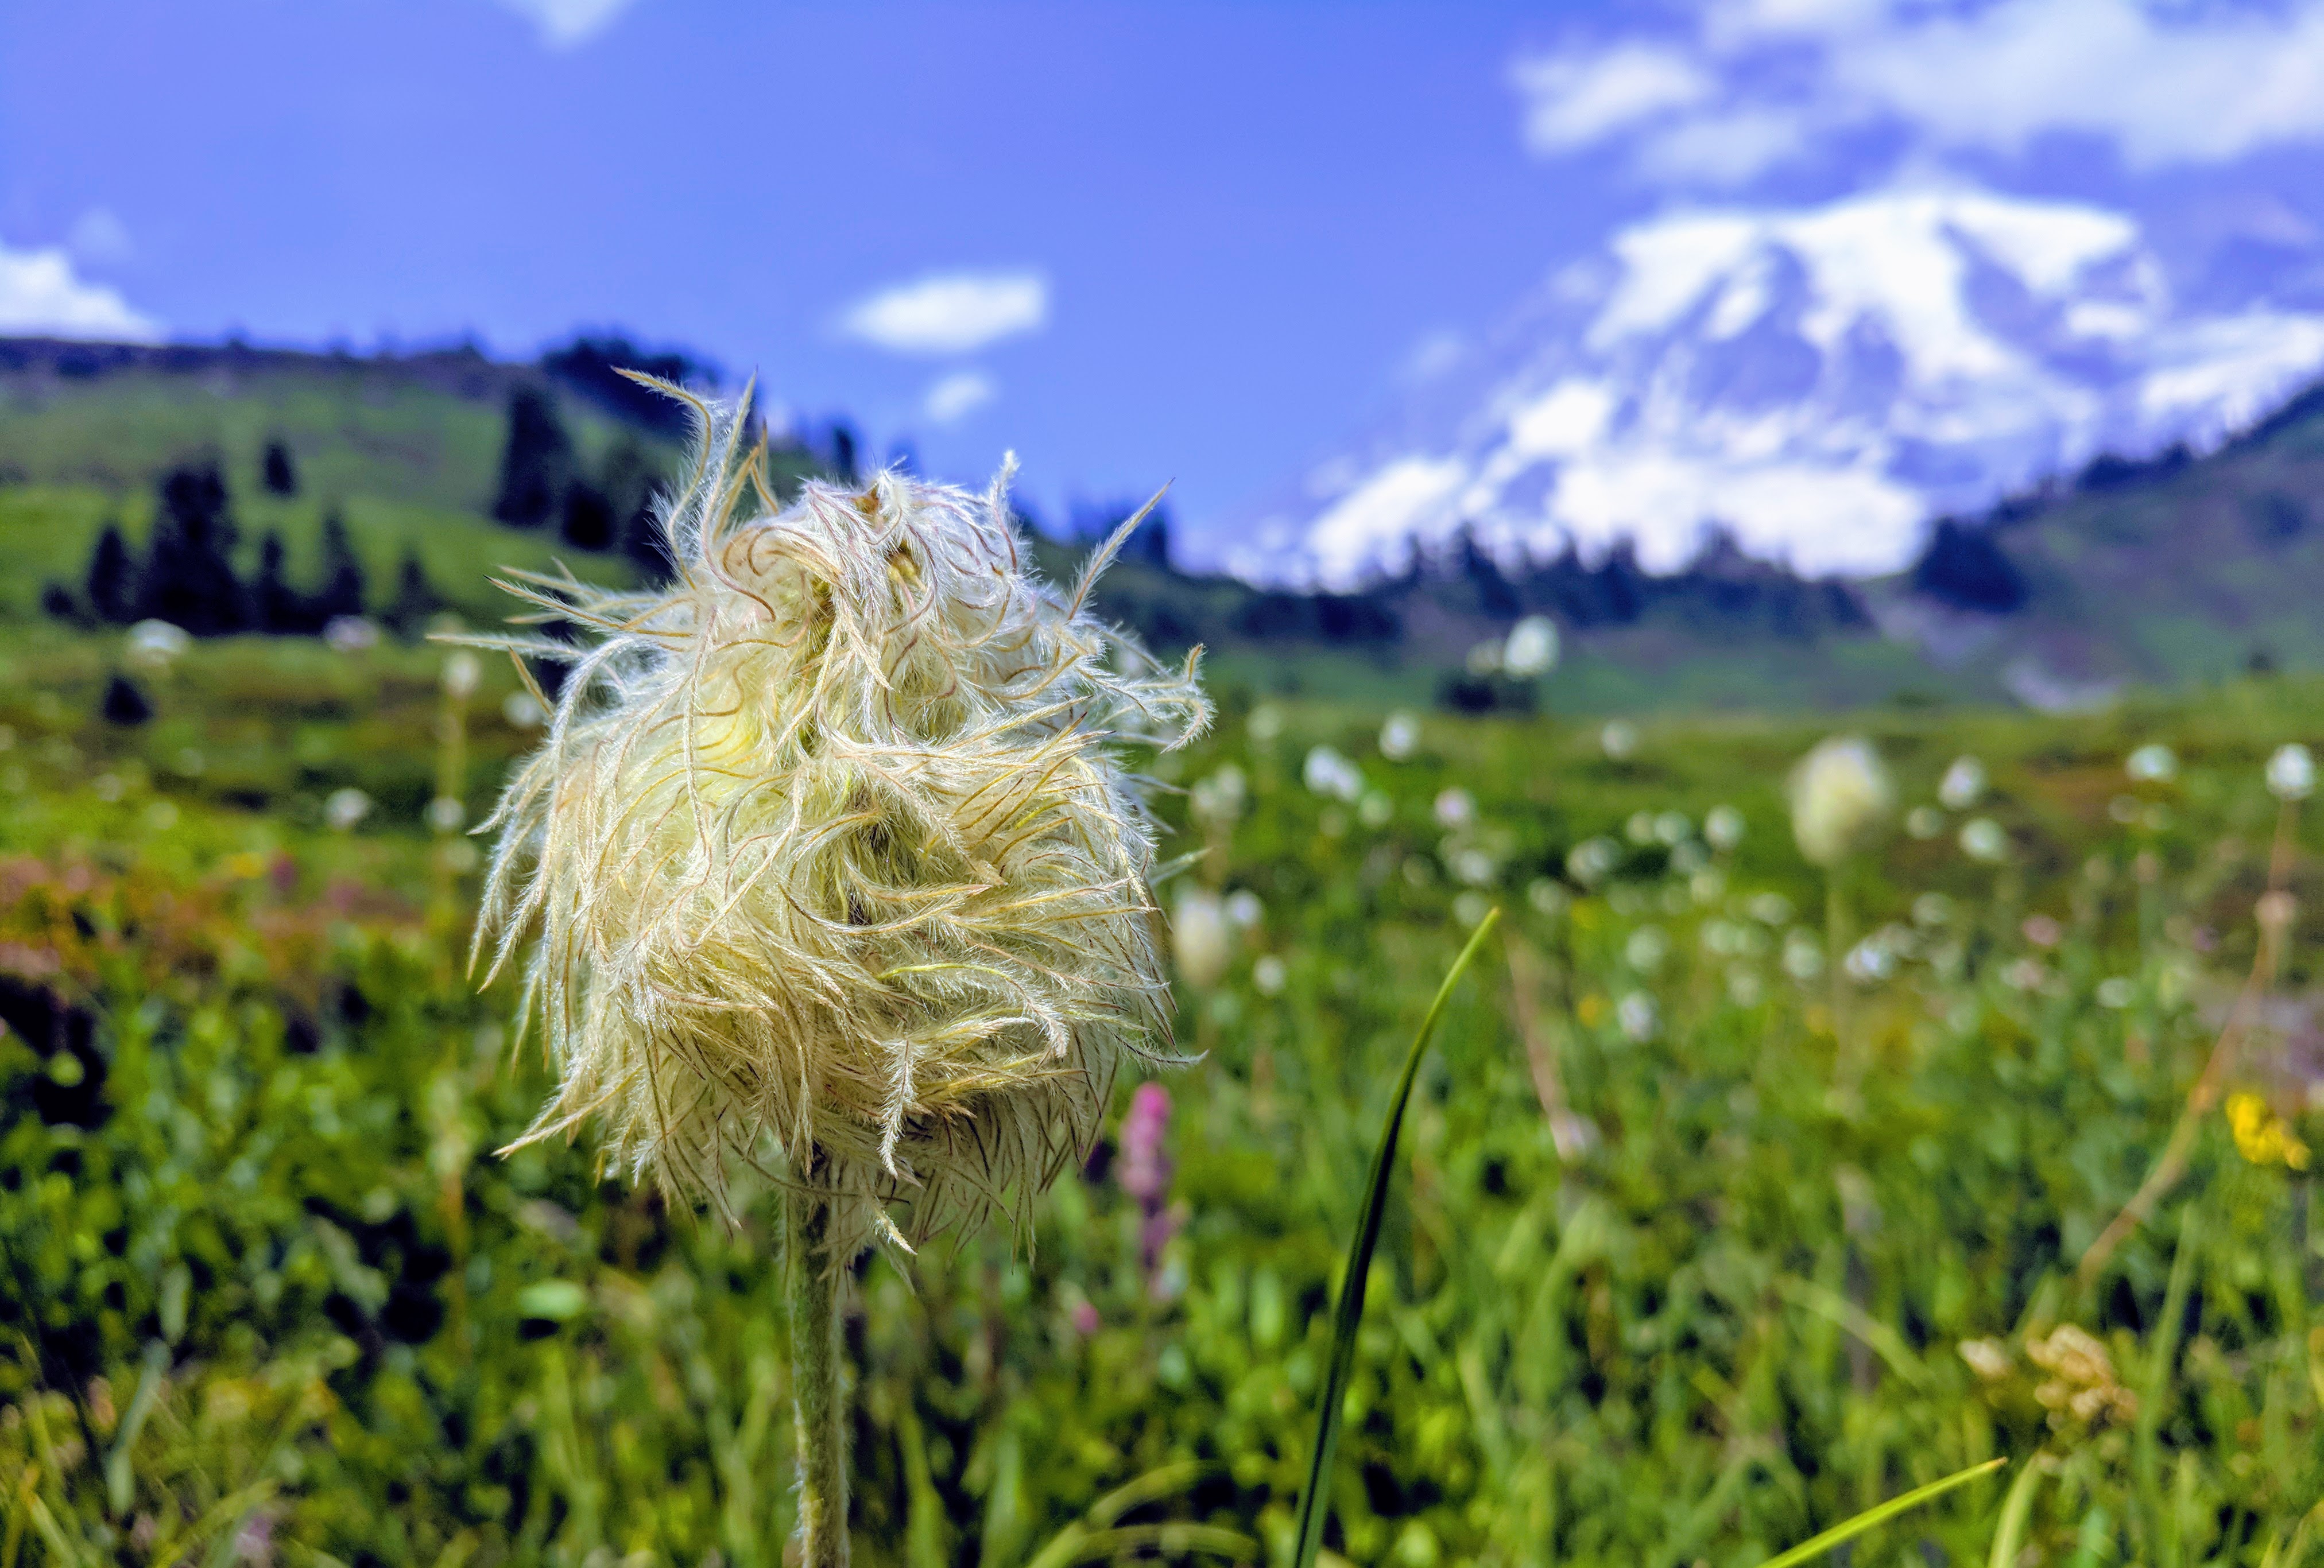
[
  {"left": 489, "top": 384, "right": 669, "bottom": 574},
  {"left": 45, "top": 455, "right": 441, "bottom": 638}
]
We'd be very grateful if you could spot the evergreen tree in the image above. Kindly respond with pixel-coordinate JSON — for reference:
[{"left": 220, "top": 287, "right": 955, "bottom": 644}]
[
  {"left": 1911, "top": 518, "right": 2026, "bottom": 613},
  {"left": 827, "top": 421, "right": 859, "bottom": 484},
  {"left": 262, "top": 439, "right": 299, "bottom": 496},
  {"left": 603, "top": 436, "right": 669, "bottom": 578},
  {"left": 40, "top": 583, "right": 84, "bottom": 624},
  {"left": 136, "top": 460, "right": 246, "bottom": 635},
  {"left": 101, "top": 673, "right": 153, "bottom": 725},
  {"left": 383, "top": 548, "right": 441, "bottom": 638},
  {"left": 491, "top": 386, "right": 574, "bottom": 528},
  {"left": 560, "top": 478, "right": 615, "bottom": 550},
  {"left": 84, "top": 523, "right": 136, "bottom": 623},
  {"left": 253, "top": 530, "right": 307, "bottom": 632},
  {"left": 1455, "top": 528, "right": 1521, "bottom": 620},
  {"left": 312, "top": 507, "right": 367, "bottom": 623}
]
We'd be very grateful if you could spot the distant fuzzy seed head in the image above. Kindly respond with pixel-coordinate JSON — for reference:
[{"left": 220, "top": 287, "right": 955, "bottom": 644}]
[
  {"left": 468, "top": 385, "right": 1209, "bottom": 1256},
  {"left": 1790, "top": 735, "right": 1893, "bottom": 868}
]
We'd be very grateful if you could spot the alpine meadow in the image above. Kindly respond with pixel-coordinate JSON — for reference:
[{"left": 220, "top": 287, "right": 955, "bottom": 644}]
[{"left": 3, "top": 350, "right": 2323, "bottom": 1566}]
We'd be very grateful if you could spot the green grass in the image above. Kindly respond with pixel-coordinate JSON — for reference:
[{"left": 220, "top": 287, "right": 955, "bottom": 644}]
[{"left": 3, "top": 634, "right": 2323, "bottom": 1565}]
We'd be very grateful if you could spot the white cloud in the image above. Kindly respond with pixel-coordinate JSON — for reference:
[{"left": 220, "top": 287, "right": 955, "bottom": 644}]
[
  {"left": 1635, "top": 106, "right": 1815, "bottom": 185},
  {"left": 0, "top": 239, "right": 159, "bottom": 341},
  {"left": 924, "top": 369, "right": 996, "bottom": 424},
  {"left": 1838, "top": 0, "right": 2324, "bottom": 166},
  {"left": 1515, "top": 44, "right": 1715, "bottom": 153},
  {"left": 490, "top": 0, "right": 641, "bottom": 47},
  {"left": 841, "top": 271, "right": 1048, "bottom": 355},
  {"left": 1519, "top": 0, "right": 2324, "bottom": 181}
]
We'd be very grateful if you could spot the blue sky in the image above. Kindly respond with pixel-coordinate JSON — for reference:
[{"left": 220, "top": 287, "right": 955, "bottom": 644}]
[
  {"left": 7, "top": 2, "right": 2324, "bottom": 561},
  {"left": 0, "top": 1, "right": 1617, "bottom": 542}
]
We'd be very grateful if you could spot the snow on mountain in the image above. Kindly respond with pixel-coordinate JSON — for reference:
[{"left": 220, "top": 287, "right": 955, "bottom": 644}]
[{"left": 1227, "top": 184, "right": 2324, "bottom": 588}]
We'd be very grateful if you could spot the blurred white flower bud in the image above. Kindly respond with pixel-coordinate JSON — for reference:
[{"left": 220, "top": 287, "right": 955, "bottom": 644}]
[
  {"left": 1252, "top": 954, "right": 1287, "bottom": 995},
  {"left": 323, "top": 615, "right": 380, "bottom": 653},
  {"left": 441, "top": 650, "right": 482, "bottom": 700},
  {"left": 1600, "top": 720, "right": 1639, "bottom": 760},
  {"left": 1303, "top": 745, "right": 1363, "bottom": 802},
  {"left": 1789, "top": 736, "right": 1893, "bottom": 868},
  {"left": 2126, "top": 743, "right": 2176, "bottom": 783},
  {"left": 502, "top": 690, "right": 548, "bottom": 729},
  {"left": 324, "top": 787, "right": 373, "bottom": 832},
  {"left": 2267, "top": 743, "right": 2314, "bottom": 802},
  {"left": 1937, "top": 755, "right": 1986, "bottom": 811},
  {"left": 1433, "top": 787, "right": 1475, "bottom": 829},
  {"left": 1190, "top": 764, "right": 1248, "bottom": 830},
  {"left": 125, "top": 619, "right": 190, "bottom": 671},
  {"left": 426, "top": 794, "right": 466, "bottom": 833},
  {"left": 1172, "top": 889, "right": 1232, "bottom": 990},
  {"left": 1704, "top": 805, "right": 1745, "bottom": 852},
  {"left": 1502, "top": 616, "right": 1559, "bottom": 678},
  {"left": 1959, "top": 816, "right": 2009, "bottom": 863},
  {"left": 1223, "top": 888, "right": 1263, "bottom": 928},
  {"left": 1615, "top": 992, "right": 1657, "bottom": 1043},
  {"left": 1377, "top": 711, "right": 1420, "bottom": 761},
  {"left": 1567, "top": 836, "right": 1620, "bottom": 885}
]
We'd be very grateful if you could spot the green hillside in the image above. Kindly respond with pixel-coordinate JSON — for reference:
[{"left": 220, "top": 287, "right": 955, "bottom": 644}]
[
  {"left": 0, "top": 339, "right": 820, "bottom": 631},
  {"left": 1887, "top": 390, "right": 2324, "bottom": 700},
  {"left": 9, "top": 335, "right": 2324, "bottom": 719}
]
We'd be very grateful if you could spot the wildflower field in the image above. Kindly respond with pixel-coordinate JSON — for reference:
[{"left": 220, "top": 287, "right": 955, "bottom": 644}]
[{"left": 5, "top": 624, "right": 2324, "bottom": 1567}]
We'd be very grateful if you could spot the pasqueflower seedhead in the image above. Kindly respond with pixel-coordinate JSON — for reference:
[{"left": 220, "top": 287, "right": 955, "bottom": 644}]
[
  {"left": 470, "top": 386, "right": 1209, "bottom": 1256},
  {"left": 1790, "top": 735, "right": 1893, "bottom": 868}
]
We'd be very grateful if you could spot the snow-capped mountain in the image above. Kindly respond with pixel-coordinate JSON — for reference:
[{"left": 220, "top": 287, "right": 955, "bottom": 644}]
[{"left": 1227, "top": 184, "right": 2324, "bottom": 588}]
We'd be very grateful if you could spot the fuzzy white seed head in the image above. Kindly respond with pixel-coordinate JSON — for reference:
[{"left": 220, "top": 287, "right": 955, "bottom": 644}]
[
  {"left": 2267, "top": 743, "right": 2314, "bottom": 802},
  {"left": 1937, "top": 754, "right": 1986, "bottom": 812},
  {"left": 1790, "top": 735, "right": 1893, "bottom": 868},
  {"left": 467, "top": 385, "right": 1210, "bottom": 1257},
  {"left": 1171, "top": 888, "right": 1232, "bottom": 991}
]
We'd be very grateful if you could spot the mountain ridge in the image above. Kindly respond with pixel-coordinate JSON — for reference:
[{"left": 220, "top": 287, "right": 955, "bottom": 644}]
[{"left": 1227, "top": 182, "right": 2324, "bottom": 592}]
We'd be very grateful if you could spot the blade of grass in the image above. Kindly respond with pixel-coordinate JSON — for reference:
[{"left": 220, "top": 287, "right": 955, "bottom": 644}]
[
  {"left": 2136, "top": 1201, "right": 2200, "bottom": 1558},
  {"left": 1290, "top": 908, "right": 1502, "bottom": 1568},
  {"left": 1775, "top": 1275, "right": 1934, "bottom": 1391},
  {"left": 1986, "top": 1456, "right": 2050, "bottom": 1568},
  {"left": 1744, "top": 1458, "right": 2006, "bottom": 1568},
  {"left": 104, "top": 1340, "right": 170, "bottom": 1517}
]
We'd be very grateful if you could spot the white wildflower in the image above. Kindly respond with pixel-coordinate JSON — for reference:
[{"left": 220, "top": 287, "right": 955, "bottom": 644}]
[
  {"left": 1377, "top": 711, "right": 1420, "bottom": 760},
  {"left": 324, "top": 787, "right": 373, "bottom": 832},
  {"left": 466, "top": 389, "right": 1210, "bottom": 1255},
  {"left": 1502, "top": 616, "right": 1559, "bottom": 678},
  {"left": 2267, "top": 743, "right": 2314, "bottom": 802},
  {"left": 1789, "top": 736, "right": 1893, "bottom": 868},
  {"left": 1938, "top": 755, "right": 1986, "bottom": 810}
]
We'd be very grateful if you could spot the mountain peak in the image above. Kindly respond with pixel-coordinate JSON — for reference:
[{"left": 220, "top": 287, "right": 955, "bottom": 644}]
[{"left": 1229, "top": 183, "right": 2324, "bottom": 588}]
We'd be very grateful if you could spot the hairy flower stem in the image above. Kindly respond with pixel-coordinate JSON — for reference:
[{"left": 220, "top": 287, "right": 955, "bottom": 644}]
[
  {"left": 787, "top": 1179, "right": 850, "bottom": 1568},
  {"left": 1827, "top": 871, "right": 1859, "bottom": 1094}
]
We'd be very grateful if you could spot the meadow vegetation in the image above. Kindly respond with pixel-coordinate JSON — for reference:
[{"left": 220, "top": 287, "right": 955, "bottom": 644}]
[{"left": 3, "top": 624, "right": 2323, "bottom": 1566}]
